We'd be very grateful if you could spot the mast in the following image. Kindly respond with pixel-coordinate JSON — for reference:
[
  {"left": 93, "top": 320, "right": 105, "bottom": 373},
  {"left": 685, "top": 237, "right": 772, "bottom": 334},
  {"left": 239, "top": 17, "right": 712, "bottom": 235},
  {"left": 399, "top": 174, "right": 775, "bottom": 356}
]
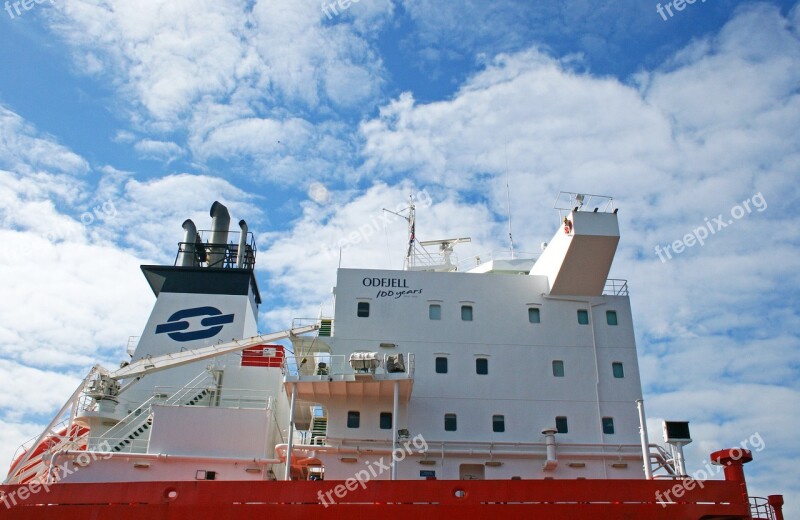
[{"left": 404, "top": 198, "right": 416, "bottom": 270}]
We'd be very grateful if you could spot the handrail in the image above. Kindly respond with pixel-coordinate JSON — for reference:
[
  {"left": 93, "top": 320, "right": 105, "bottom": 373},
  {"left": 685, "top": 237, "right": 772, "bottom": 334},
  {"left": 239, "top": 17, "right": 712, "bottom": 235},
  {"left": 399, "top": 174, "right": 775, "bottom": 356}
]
[
  {"left": 95, "top": 370, "right": 213, "bottom": 449},
  {"left": 604, "top": 278, "right": 629, "bottom": 296},
  {"left": 750, "top": 496, "right": 776, "bottom": 520},
  {"left": 283, "top": 353, "right": 415, "bottom": 378}
]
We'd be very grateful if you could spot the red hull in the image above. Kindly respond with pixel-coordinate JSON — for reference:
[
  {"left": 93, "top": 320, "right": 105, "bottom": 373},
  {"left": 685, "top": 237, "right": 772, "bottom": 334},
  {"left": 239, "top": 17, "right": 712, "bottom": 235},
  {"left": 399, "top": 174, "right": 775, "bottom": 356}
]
[{"left": 0, "top": 478, "right": 751, "bottom": 520}]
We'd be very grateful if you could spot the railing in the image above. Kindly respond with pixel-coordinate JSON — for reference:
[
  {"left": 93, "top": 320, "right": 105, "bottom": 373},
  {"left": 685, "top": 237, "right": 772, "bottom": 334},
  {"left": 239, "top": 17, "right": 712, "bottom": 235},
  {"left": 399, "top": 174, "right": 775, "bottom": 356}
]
[
  {"left": 283, "top": 353, "right": 415, "bottom": 378},
  {"left": 460, "top": 250, "right": 538, "bottom": 270},
  {"left": 750, "top": 497, "right": 776, "bottom": 519},
  {"left": 647, "top": 443, "right": 677, "bottom": 477},
  {"left": 11, "top": 435, "right": 87, "bottom": 484},
  {"left": 93, "top": 370, "right": 214, "bottom": 452},
  {"left": 173, "top": 229, "right": 257, "bottom": 269},
  {"left": 604, "top": 278, "right": 629, "bottom": 296},
  {"left": 554, "top": 191, "right": 615, "bottom": 214},
  {"left": 126, "top": 336, "right": 140, "bottom": 356},
  {"left": 152, "top": 386, "right": 273, "bottom": 410},
  {"left": 292, "top": 317, "right": 334, "bottom": 338}
]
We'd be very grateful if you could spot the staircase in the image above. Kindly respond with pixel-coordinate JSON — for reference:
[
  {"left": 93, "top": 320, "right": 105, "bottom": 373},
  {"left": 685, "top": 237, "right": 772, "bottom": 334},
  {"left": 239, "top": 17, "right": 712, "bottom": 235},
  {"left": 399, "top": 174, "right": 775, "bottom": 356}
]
[
  {"left": 310, "top": 416, "right": 327, "bottom": 446},
  {"left": 648, "top": 444, "right": 677, "bottom": 476},
  {"left": 110, "top": 416, "right": 153, "bottom": 452},
  {"left": 100, "top": 371, "right": 215, "bottom": 453},
  {"left": 318, "top": 319, "right": 333, "bottom": 337}
]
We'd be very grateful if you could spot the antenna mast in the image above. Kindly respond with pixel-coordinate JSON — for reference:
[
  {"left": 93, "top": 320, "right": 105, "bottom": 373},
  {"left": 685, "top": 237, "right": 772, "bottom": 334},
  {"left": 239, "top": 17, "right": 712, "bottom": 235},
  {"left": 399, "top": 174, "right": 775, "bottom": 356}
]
[
  {"left": 405, "top": 199, "right": 416, "bottom": 270},
  {"left": 504, "top": 143, "right": 515, "bottom": 259},
  {"left": 383, "top": 194, "right": 416, "bottom": 270}
]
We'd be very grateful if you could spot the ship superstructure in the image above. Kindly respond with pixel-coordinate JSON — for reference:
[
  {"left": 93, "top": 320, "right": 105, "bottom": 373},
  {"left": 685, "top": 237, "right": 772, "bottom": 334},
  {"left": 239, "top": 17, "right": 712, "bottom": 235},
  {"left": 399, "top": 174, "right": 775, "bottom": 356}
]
[{"left": 0, "top": 194, "right": 785, "bottom": 519}]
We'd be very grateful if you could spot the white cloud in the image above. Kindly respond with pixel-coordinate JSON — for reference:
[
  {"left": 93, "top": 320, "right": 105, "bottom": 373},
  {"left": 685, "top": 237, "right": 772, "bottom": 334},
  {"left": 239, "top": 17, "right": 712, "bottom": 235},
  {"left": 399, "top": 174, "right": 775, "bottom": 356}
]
[
  {"left": 0, "top": 107, "right": 89, "bottom": 176},
  {"left": 47, "top": 0, "right": 390, "bottom": 183},
  {"left": 133, "top": 139, "right": 185, "bottom": 163}
]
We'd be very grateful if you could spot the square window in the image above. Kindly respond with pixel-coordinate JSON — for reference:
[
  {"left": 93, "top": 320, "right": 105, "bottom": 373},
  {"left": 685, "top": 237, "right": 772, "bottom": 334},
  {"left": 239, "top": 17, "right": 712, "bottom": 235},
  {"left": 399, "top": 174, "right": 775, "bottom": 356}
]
[
  {"left": 435, "top": 357, "right": 448, "bottom": 374},
  {"left": 606, "top": 310, "right": 618, "bottom": 326},
  {"left": 602, "top": 417, "right": 615, "bottom": 434},
  {"left": 492, "top": 414, "right": 505, "bottom": 433},
  {"left": 347, "top": 411, "right": 360, "bottom": 428},
  {"left": 476, "top": 358, "right": 488, "bottom": 375},
  {"left": 357, "top": 302, "right": 370, "bottom": 318},
  {"left": 429, "top": 304, "right": 442, "bottom": 320},
  {"left": 461, "top": 305, "right": 473, "bottom": 321},
  {"left": 444, "top": 413, "right": 457, "bottom": 432},
  {"left": 380, "top": 412, "right": 392, "bottom": 430},
  {"left": 552, "top": 360, "right": 565, "bottom": 377},
  {"left": 555, "top": 416, "right": 568, "bottom": 434},
  {"left": 528, "top": 307, "right": 541, "bottom": 323},
  {"left": 612, "top": 362, "right": 624, "bottom": 378},
  {"left": 577, "top": 309, "right": 589, "bottom": 325}
]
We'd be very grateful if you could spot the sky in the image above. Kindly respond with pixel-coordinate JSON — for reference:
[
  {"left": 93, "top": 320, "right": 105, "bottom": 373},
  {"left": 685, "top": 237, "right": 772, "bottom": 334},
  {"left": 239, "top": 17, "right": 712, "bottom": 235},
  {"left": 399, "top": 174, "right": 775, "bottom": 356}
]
[{"left": 1, "top": 0, "right": 798, "bottom": 513}]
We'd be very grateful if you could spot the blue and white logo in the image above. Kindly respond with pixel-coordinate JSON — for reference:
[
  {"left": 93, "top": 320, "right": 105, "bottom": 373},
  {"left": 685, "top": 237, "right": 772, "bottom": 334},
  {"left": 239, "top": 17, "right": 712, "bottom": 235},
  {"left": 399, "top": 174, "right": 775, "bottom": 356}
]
[{"left": 155, "top": 306, "right": 234, "bottom": 342}]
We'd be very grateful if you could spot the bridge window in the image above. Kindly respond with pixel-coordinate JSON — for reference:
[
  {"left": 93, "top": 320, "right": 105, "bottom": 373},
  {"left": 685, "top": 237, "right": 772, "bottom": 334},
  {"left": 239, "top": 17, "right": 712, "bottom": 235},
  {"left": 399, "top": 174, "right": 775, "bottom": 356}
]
[
  {"left": 577, "top": 309, "right": 589, "bottom": 325},
  {"left": 528, "top": 307, "right": 541, "bottom": 323},
  {"left": 461, "top": 305, "right": 473, "bottom": 321},
  {"left": 606, "top": 310, "right": 618, "bottom": 325},
  {"left": 602, "top": 417, "right": 615, "bottom": 434},
  {"left": 347, "top": 411, "right": 360, "bottom": 428},
  {"left": 493, "top": 415, "right": 505, "bottom": 433},
  {"left": 552, "top": 360, "right": 565, "bottom": 377},
  {"left": 380, "top": 412, "right": 392, "bottom": 430},
  {"left": 612, "top": 362, "right": 625, "bottom": 378}
]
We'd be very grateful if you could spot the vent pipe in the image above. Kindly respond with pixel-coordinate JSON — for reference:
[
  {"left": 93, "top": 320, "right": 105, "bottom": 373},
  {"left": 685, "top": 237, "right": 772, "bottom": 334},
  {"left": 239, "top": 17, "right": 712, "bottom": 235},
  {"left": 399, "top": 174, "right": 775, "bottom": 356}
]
[
  {"left": 542, "top": 428, "right": 558, "bottom": 471},
  {"left": 208, "top": 201, "right": 231, "bottom": 267},
  {"left": 236, "top": 219, "right": 248, "bottom": 268},
  {"left": 178, "top": 219, "right": 198, "bottom": 267}
]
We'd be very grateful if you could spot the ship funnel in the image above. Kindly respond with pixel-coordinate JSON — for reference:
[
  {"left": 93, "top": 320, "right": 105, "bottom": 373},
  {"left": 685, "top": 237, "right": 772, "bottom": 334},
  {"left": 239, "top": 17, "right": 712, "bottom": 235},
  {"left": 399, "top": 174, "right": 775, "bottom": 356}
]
[
  {"left": 236, "top": 219, "right": 248, "bottom": 268},
  {"left": 178, "top": 219, "right": 198, "bottom": 267},
  {"left": 208, "top": 201, "right": 231, "bottom": 267}
]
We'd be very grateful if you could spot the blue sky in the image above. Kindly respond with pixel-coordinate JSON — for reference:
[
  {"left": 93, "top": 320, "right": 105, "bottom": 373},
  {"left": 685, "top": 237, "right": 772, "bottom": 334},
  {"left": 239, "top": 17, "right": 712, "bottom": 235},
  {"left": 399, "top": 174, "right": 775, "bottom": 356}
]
[{"left": 1, "top": 0, "right": 798, "bottom": 513}]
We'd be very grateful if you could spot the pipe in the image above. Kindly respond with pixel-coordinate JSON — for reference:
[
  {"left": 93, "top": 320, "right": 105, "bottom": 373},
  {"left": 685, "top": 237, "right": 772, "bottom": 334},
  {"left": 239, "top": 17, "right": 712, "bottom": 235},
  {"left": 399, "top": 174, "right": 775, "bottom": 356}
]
[
  {"left": 768, "top": 495, "right": 785, "bottom": 520},
  {"left": 284, "top": 384, "right": 297, "bottom": 481},
  {"left": 542, "top": 428, "right": 558, "bottom": 471},
  {"left": 672, "top": 444, "right": 687, "bottom": 477},
  {"left": 56, "top": 451, "right": 279, "bottom": 465},
  {"left": 391, "top": 380, "right": 399, "bottom": 480},
  {"left": 276, "top": 443, "right": 643, "bottom": 461},
  {"left": 236, "top": 220, "right": 248, "bottom": 268},
  {"left": 637, "top": 399, "right": 653, "bottom": 479},
  {"left": 178, "top": 219, "right": 197, "bottom": 267},
  {"left": 207, "top": 201, "right": 231, "bottom": 267}
]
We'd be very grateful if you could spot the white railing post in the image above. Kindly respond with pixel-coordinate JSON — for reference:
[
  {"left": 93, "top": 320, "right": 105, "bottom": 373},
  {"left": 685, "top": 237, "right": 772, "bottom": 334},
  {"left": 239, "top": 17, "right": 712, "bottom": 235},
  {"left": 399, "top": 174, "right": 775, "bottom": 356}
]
[
  {"left": 391, "top": 380, "right": 399, "bottom": 480},
  {"left": 284, "top": 384, "right": 297, "bottom": 481},
  {"left": 637, "top": 399, "right": 653, "bottom": 479}
]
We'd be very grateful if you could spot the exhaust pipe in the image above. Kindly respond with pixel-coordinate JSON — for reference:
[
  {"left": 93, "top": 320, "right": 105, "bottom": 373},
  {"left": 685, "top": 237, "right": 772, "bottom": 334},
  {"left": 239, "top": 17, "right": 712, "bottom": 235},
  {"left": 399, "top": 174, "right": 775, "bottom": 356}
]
[
  {"left": 207, "top": 201, "right": 231, "bottom": 267},
  {"left": 178, "top": 219, "right": 198, "bottom": 267},
  {"left": 236, "top": 219, "right": 248, "bottom": 268}
]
